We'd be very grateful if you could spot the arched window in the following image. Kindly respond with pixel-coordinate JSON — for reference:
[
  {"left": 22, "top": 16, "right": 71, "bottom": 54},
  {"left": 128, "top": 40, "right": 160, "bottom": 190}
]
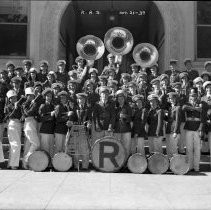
[
  {"left": 196, "top": 1, "right": 211, "bottom": 59},
  {"left": 0, "top": 0, "right": 28, "bottom": 57}
]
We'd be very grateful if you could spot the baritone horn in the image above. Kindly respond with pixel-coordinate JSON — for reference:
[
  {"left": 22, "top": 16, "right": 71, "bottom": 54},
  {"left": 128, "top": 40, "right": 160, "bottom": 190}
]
[
  {"left": 76, "top": 35, "right": 105, "bottom": 61},
  {"left": 133, "top": 43, "right": 158, "bottom": 68},
  {"left": 104, "top": 27, "right": 134, "bottom": 56}
]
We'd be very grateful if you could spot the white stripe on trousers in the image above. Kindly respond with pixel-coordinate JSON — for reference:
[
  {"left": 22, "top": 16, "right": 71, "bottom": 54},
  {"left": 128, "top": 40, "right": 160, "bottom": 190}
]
[
  {"left": 23, "top": 118, "right": 40, "bottom": 162},
  {"left": 148, "top": 136, "right": 163, "bottom": 154},
  {"left": 54, "top": 133, "right": 66, "bottom": 154},
  {"left": 7, "top": 119, "right": 22, "bottom": 167},
  {"left": 131, "top": 136, "right": 145, "bottom": 156},
  {"left": 166, "top": 133, "right": 179, "bottom": 158}
]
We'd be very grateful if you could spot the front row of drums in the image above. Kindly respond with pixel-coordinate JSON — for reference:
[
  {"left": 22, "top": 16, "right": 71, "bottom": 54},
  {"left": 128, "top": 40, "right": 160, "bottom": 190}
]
[{"left": 28, "top": 136, "right": 189, "bottom": 175}]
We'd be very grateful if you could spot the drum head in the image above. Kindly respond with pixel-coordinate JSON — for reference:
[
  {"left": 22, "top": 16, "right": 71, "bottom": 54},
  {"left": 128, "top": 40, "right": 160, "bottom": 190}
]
[
  {"left": 91, "top": 136, "right": 126, "bottom": 172},
  {"left": 148, "top": 152, "right": 169, "bottom": 174},
  {"left": 28, "top": 151, "right": 49, "bottom": 172},
  {"left": 52, "top": 152, "right": 73, "bottom": 172},
  {"left": 170, "top": 154, "right": 189, "bottom": 175},
  {"left": 127, "top": 153, "right": 147, "bottom": 174}
]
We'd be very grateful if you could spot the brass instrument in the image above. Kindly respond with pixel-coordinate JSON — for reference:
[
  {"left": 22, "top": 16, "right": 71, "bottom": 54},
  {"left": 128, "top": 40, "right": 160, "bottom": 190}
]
[
  {"left": 132, "top": 43, "right": 158, "bottom": 68},
  {"left": 104, "top": 27, "right": 134, "bottom": 56},
  {"left": 76, "top": 35, "right": 105, "bottom": 61}
]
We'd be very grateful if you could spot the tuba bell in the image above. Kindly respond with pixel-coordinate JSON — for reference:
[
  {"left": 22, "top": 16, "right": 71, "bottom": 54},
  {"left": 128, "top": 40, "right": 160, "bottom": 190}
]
[
  {"left": 132, "top": 43, "right": 158, "bottom": 68},
  {"left": 76, "top": 35, "right": 105, "bottom": 61},
  {"left": 104, "top": 27, "right": 134, "bottom": 56}
]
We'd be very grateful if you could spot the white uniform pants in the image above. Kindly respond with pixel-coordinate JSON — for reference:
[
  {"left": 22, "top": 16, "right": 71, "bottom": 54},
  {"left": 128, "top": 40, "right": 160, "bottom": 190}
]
[
  {"left": 114, "top": 132, "right": 131, "bottom": 159},
  {"left": 7, "top": 120, "right": 22, "bottom": 167},
  {"left": 54, "top": 133, "right": 66, "bottom": 154},
  {"left": 178, "top": 122, "right": 186, "bottom": 153},
  {"left": 0, "top": 123, "right": 5, "bottom": 162},
  {"left": 131, "top": 137, "right": 145, "bottom": 156},
  {"left": 23, "top": 118, "right": 40, "bottom": 162},
  {"left": 148, "top": 136, "right": 163, "bottom": 154},
  {"left": 166, "top": 134, "right": 179, "bottom": 158},
  {"left": 40, "top": 133, "right": 54, "bottom": 158},
  {"left": 185, "top": 130, "right": 201, "bottom": 171}
]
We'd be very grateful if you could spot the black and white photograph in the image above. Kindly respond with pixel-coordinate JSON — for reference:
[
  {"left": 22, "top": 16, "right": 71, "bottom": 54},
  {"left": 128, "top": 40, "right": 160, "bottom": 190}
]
[{"left": 0, "top": 1, "right": 211, "bottom": 209}]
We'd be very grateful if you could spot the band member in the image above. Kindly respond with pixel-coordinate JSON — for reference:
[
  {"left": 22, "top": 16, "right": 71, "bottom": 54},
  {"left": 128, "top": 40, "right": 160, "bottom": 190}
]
[
  {"left": 148, "top": 63, "right": 160, "bottom": 84},
  {"left": 10, "top": 77, "right": 24, "bottom": 100},
  {"left": 171, "top": 82, "right": 187, "bottom": 153},
  {"left": 204, "top": 61, "right": 211, "bottom": 72},
  {"left": 130, "top": 63, "right": 140, "bottom": 81},
  {"left": 113, "top": 90, "right": 132, "bottom": 159},
  {"left": 67, "top": 80, "right": 79, "bottom": 108},
  {"left": 182, "top": 91, "right": 204, "bottom": 172},
  {"left": 37, "top": 60, "right": 49, "bottom": 83},
  {"left": 54, "top": 91, "right": 70, "bottom": 154},
  {"left": 120, "top": 73, "right": 131, "bottom": 91},
  {"left": 24, "top": 68, "right": 39, "bottom": 89},
  {"left": 95, "top": 75, "right": 108, "bottom": 94},
  {"left": 183, "top": 58, "right": 199, "bottom": 84},
  {"left": 88, "top": 68, "right": 98, "bottom": 90},
  {"left": 22, "top": 59, "right": 32, "bottom": 77},
  {"left": 107, "top": 67, "right": 118, "bottom": 82},
  {"left": 39, "top": 88, "right": 55, "bottom": 158},
  {"left": 4, "top": 90, "right": 22, "bottom": 169},
  {"left": 0, "top": 69, "right": 10, "bottom": 90},
  {"left": 42, "top": 71, "right": 57, "bottom": 89},
  {"left": 165, "top": 92, "right": 181, "bottom": 158},
  {"left": 0, "top": 80, "right": 6, "bottom": 166},
  {"left": 67, "top": 93, "right": 92, "bottom": 169},
  {"left": 149, "top": 78, "right": 162, "bottom": 96},
  {"left": 102, "top": 54, "right": 117, "bottom": 75},
  {"left": 92, "top": 86, "right": 115, "bottom": 145},
  {"left": 193, "top": 77, "right": 205, "bottom": 101},
  {"left": 147, "top": 94, "right": 164, "bottom": 154},
  {"left": 6, "top": 61, "right": 16, "bottom": 82},
  {"left": 201, "top": 71, "right": 211, "bottom": 82},
  {"left": 56, "top": 60, "right": 68, "bottom": 87},
  {"left": 52, "top": 82, "right": 63, "bottom": 106},
  {"left": 107, "top": 80, "right": 118, "bottom": 101},
  {"left": 179, "top": 72, "right": 191, "bottom": 97},
  {"left": 131, "top": 94, "right": 148, "bottom": 156},
  {"left": 15, "top": 66, "right": 27, "bottom": 90},
  {"left": 22, "top": 87, "right": 40, "bottom": 169},
  {"left": 165, "top": 59, "right": 180, "bottom": 84}
]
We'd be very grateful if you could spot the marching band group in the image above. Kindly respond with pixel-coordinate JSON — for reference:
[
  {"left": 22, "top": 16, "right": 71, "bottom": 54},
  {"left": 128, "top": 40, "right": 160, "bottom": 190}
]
[
  {"left": 0, "top": 55, "right": 211, "bottom": 172},
  {"left": 0, "top": 26, "right": 211, "bottom": 173}
]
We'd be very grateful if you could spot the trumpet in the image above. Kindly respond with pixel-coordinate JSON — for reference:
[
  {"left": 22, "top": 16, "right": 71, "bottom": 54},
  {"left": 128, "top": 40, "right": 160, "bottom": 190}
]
[{"left": 133, "top": 43, "right": 158, "bottom": 68}]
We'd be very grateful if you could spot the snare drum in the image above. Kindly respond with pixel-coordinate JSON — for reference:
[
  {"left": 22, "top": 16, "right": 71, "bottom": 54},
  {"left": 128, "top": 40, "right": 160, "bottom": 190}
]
[
  {"left": 91, "top": 136, "right": 126, "bottom": 172},
  {"left": 52, "top": 152, "right": 73, "bottom": 172},
  {"left": 28, "top": 150, "right": 50, "bottom": 172},
  {"left": 127, "top": 153, "right": 147, "bottom": 174},
  {"left": 148, "top": 152, "right": 169, "bottom": 174},
  {"left": 170, "top": 154, "right": 189, "bottom": 175}
]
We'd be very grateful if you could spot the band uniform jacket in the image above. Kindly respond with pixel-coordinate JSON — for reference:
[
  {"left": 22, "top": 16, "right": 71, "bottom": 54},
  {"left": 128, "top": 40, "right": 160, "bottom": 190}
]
[
  {"left": 22, "top": 99, "right": 39, "bottom": 120},
  {"left": 4, "top": 103, "right": 22, "bottom": 121},
  {"left": 185, "top": 69, "right": 199, "bottom": 83},
  {"left": 39, "top": 102, "right": 55, "bottom": 134},
  {"left": 165, "top": 105, "right": 181, "bottom": 134},
  {"left": 132, "top": 107, "right": 148, "bottom": 137},
  {"left": 201, "top": 95, "right": 211, "bottom": 133},
  {"left": 93, "top": 100, "right": 116, "bottom": 131},
  {"left": 54, "top": 103, "right": 71, "bottom": 134},
  {"left": 147, "top": 107, "right": 164, "bottom": 137},
  {"left": 114, "top": 103, "right": 132, "bottom": 133},
  {"left": 37, "top": 72, "right": 48, "bottom": 83},
  {"left": 182, "top": 102, "right": 205, "bottom": 131}
]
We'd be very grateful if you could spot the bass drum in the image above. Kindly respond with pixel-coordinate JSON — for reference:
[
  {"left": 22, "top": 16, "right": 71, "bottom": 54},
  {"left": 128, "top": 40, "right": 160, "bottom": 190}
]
[
  {"left": 127, "top": 153, "right": 147, "bottom": 174},
  {"left": 148, "top": 152, "right": 169, "bottom": 174},
  {"left": 52, "top": 152, "right": 73, "bottom": 172},
  {"left": 170, "top": 154, "right": 189, "bottom": 175},
  {"left": 91, "top": 136, "right": 126, "bottom": 172},
  {"left": 28, "top": 150, "right": 50, "bottom": 172}
]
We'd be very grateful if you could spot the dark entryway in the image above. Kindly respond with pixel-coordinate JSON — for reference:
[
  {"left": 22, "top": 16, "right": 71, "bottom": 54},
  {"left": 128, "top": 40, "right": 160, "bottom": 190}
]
[{"left": 58, "top": 0, "right": 164, "bottom": 73}]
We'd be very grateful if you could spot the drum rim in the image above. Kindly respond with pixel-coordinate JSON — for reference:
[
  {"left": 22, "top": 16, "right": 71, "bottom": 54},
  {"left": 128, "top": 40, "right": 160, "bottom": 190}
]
[
  {"left": 52, "top": 152, "right": 72, "bottom": 172},
  {"left": 127, "top": 153, "right": 147, "bottom": 174},
  {"left": 28, "top": 150, "right": 50, "bottom": 172},
  {"left": 91, "top": 136, "right": 127, "bottom": 172},
  {"left": 147, "top": 152, "right": 169, "bottom": 174},
  {"left": 169, "top": 154, "right": 189, "bottom": 175}
]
